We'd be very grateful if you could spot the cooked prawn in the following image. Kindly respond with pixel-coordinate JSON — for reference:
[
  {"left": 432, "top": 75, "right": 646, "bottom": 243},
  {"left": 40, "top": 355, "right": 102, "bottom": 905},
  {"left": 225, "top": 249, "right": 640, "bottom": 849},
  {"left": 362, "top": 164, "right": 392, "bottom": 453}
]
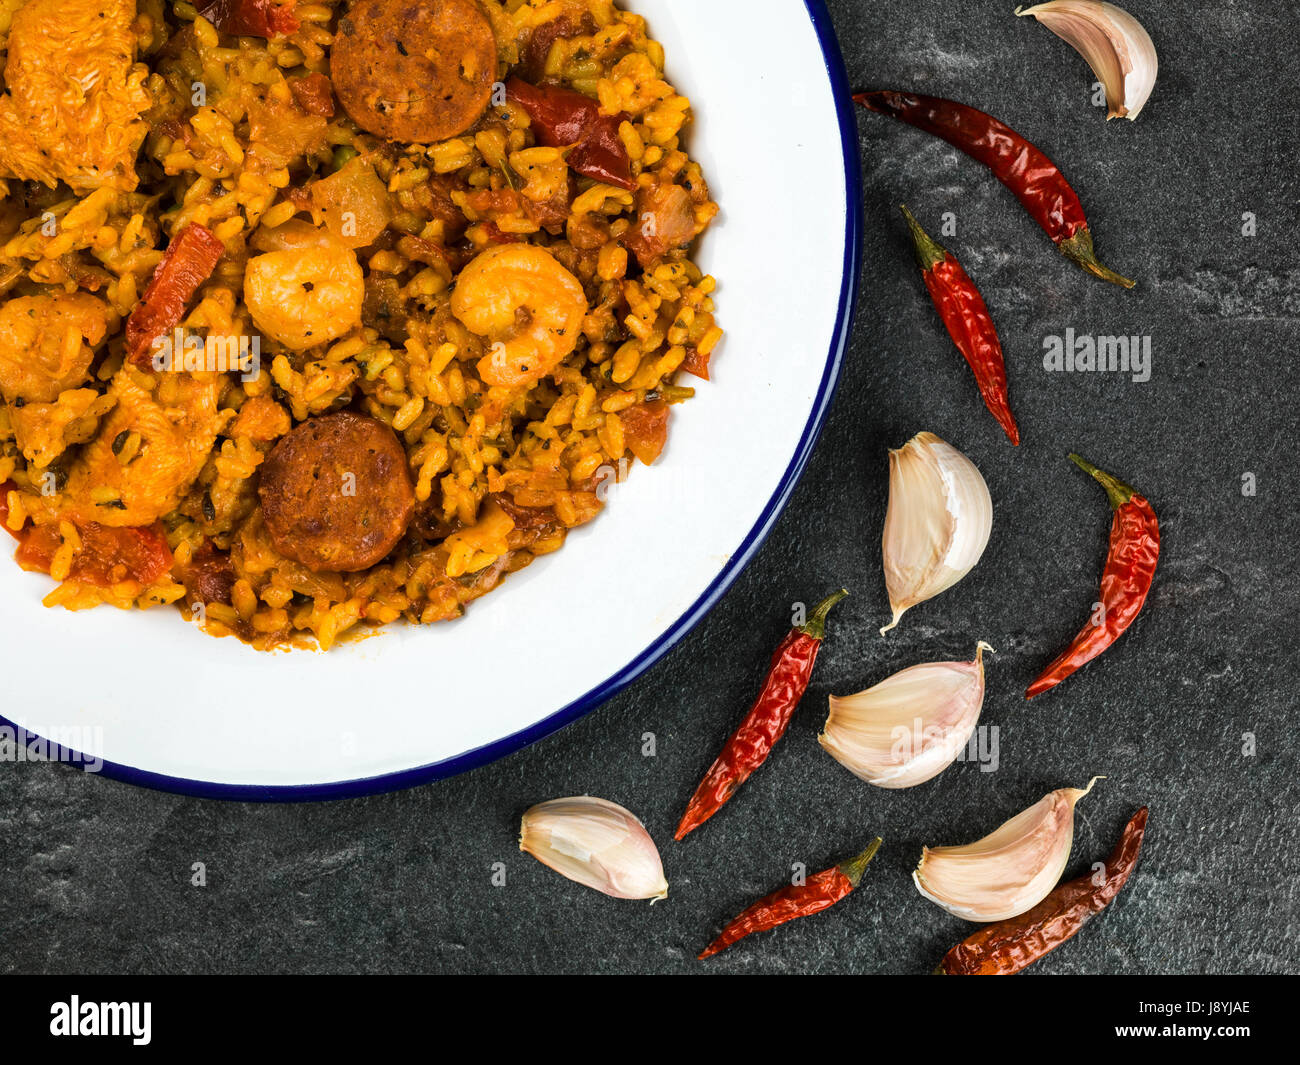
[
  {"left": 451, "top": 244, "right": 588, "bottom": 389},
  {"left": 243, "top": 244, "right": 364, "bottom": 352}
]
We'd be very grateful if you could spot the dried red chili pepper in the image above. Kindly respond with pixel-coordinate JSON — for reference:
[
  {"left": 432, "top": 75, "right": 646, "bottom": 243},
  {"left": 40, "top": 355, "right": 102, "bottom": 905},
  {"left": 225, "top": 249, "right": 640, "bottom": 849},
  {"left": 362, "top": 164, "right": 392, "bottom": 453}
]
[
  {"left": 855, "top": 91, "right": 1134, "bottom": 289},
  {"left": 936, "top": 806, "right": 1148, "bottom": 974},
  {"left": 505, "top": 78, "right": 636, "bottom": 191},
  {"left": 675, "top": 589, "right": 848, "bottom": 840},
  {"left": 195, "top": 0, "right": 300, "bottom": 39},
  {"left": 699, "top": 837, "right": 881, "bottom": 959},
  {"left": 900, "top": 205, "right": 1020, "bottom": 445},
  {"left": 1026, "top": 454, "right": 1160, "bottom": 698},
  {"left": 125, "top": 222, "right": 226, "bottom": 369}
]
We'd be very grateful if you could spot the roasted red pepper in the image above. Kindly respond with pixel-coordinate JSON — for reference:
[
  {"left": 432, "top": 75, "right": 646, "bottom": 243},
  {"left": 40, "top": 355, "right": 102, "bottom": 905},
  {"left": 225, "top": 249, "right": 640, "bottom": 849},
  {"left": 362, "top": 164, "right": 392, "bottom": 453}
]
[
  {"left": 195, "top": 0, "right": 300, "bottom": 38},
  {"left": 675, "top": 589, "right": 848, "bottom": 840},
  {"left": 0, "top": 480, "right": 23, "bottom": 539},
  {"left": 1027, "top": 455, "right": 1160, "bottom": 698},
  {"left": 15, "top": 521, "right": 173, "bottom": 587},
  {"left": 125, "top": 222, "right": 226, "bottom": 369},
  {"left": 936, "top": 807, "right": 1148, "bottom": 974},
  {"left": 900, "top": 205, "right": 1019, "bottom": 445},
  {"left": 855, "top": 91, "right": 1134, "bottom": 288},
  {"left": 699, "top": 837, "right": 881, "bottom": 959},
  {"left": 505, "top": 78, "right": 636, "bottom": 191}
]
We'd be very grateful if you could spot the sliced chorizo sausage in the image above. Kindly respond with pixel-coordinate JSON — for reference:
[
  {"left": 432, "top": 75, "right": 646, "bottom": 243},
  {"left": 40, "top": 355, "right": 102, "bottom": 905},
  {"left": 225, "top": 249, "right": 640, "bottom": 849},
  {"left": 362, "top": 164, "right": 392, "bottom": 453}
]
[
  {"left": 331, "top": 0, "right": 497, "bottom": 143},
  {"left": 258, "top": 411, "right": 415, "bottom": 573}
]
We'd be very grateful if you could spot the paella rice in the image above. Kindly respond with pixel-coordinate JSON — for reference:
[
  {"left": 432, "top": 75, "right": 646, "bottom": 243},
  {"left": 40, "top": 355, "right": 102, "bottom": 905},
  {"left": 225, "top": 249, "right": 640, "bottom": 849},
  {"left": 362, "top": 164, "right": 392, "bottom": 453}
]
[{"left": 0, "top": 0, "right": 720, "bottom": 650}]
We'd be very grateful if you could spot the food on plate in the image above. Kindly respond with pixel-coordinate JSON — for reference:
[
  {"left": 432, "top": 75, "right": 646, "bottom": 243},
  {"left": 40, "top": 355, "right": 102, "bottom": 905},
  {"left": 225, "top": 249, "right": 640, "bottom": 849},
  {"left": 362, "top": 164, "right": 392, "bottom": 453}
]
[{"left": 0, "top": 0, "right": 721, "bottom": 649}]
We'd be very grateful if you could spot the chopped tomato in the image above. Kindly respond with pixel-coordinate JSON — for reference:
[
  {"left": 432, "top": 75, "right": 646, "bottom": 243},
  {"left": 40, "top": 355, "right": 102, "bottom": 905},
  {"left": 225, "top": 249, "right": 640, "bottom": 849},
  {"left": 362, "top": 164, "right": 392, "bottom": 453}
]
[
  {"left": 624, "top": 181, "right": 696, "bottom": 266},
  {"left": 620, "top": 400, "right": 670, "bottom": 466},
  {"left": 195, "top": 0, "right": 300, "bottom": 38},
  {"left": 125, "top": 223, "right": 225, "bottom": 368},
  {"left": 15, "top": 521, "right": 173, "bottom": 586},
  {"left": 289, "top": 72, "right": 335, "bottom": 117},
  {"left": 505, "top": 78, "right": 635, "bottom": 191},
  {"left": 0, "top": 480, "right": 24, "bottom": 539},
  {"left": 681, "top": 345, "right": 711, "bottom": 381}
]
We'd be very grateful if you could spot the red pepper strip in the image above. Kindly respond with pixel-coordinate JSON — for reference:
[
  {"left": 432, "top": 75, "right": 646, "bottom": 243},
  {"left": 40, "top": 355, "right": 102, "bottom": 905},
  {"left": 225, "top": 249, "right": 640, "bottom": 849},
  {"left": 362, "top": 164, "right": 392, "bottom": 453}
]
[
  {"left": 125, "top": 222, "right": 226, "bottom": 369},
  {"left": 15, "top": 521, "right": 173, "bottom": 586},
  {"left": 1026, "top": 455, "right": 1160, "bottom": 698},
  {"left": 504, "top": 78, "right": 636, "bottom": 191},
  {"left": 855, "top": 91, "right": 1134, "bottom": 289},
  {"left": 0, "top": 480, "right": 24, "bottom": 539},
  {"left": 675, "top": 589, "right": 848, "bottom": 840},
  {"left": 900, "top": 205, "right": 1020, "bottom": 445},
  {"left": 699, "top": 837, "right": 882, "bottom": 959},
  {"left": 937, "top": 807, "right": 1148, "bottom": 974},
  {"left": 195, "top": 0, "right": 300, "bottom": 38}
]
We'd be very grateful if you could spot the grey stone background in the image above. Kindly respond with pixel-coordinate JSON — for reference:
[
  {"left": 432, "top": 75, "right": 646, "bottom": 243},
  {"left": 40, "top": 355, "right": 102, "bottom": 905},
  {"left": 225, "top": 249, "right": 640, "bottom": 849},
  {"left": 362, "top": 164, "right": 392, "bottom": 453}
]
[{"left": 2, "top": 0, "right": 1297, "bottom": 974}]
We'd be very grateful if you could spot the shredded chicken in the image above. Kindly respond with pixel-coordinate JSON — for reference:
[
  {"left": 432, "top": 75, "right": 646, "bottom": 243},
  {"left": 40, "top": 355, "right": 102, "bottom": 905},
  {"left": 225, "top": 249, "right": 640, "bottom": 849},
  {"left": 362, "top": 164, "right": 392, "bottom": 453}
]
[{"left": 0, "top": 0, "right": 149, "bottom": 190}]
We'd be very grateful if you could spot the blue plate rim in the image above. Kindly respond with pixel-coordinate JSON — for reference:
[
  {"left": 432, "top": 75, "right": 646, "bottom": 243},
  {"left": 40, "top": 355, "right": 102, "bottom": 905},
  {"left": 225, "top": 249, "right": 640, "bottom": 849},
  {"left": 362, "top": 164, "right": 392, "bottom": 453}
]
[{"left": 0, "top": 0, "right": 863, "bottom": 802}]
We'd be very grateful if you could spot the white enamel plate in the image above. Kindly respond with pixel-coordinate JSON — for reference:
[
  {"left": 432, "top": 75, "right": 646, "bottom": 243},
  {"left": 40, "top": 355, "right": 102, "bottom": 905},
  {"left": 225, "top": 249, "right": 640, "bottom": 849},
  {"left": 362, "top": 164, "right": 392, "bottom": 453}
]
[{"left": 0, "top": 0, "right": 861, "bottom": 797}]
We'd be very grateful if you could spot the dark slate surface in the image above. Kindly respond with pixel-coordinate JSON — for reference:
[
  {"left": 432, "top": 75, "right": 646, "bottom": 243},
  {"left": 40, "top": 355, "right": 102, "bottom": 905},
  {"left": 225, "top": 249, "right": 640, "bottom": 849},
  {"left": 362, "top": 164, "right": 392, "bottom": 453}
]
[{"left": 2, "top": 0, "right": 1297, "bottom": 975}]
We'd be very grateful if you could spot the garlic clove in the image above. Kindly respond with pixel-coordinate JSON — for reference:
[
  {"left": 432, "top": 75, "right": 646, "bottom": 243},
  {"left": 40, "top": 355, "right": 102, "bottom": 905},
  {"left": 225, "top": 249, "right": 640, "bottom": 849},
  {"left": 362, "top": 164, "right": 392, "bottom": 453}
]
[
  {"left": 1017, "top": 2, "right": 1158, "bottom": 121},
  {"left": 520, "top": 796, "right": 669, "bottom": 901},
  {"left": 820, "top": 642, "right": 993, "bottom": 789},
  {"left": 880, "top": 432, "right": 992, "bottom": 634},
  {"left": 913, "top": 777, "right": 1102, "bottom": 921}
]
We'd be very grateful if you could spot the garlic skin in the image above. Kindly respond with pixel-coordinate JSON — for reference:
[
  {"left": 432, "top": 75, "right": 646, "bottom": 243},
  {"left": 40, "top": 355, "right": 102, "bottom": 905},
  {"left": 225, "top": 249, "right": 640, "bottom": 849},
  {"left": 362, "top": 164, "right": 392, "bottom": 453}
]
[
  {"left": 821, "top": 642, "right": 993, "bottom": 789},
  {"left": 520, "top": 796, "right": 669, "bottom": 901},
  {"left": 880, "top": 432, "right": 992, "bottom": 635},
  {"left": 913, "top": 778, "right": 1102, "bottom": 921},
  {"left": 1018, "top": 2, "right": 1158, "bottom": 120}
]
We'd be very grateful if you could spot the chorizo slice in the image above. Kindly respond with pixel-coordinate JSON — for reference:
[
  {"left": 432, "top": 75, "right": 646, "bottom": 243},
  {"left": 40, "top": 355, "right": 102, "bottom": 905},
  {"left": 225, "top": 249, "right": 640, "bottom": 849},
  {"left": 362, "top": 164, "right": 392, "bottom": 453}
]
[
  {"left": 331, "top": 0, "right": 497, "bottom": 143},
  {"left": 258, "top": 411, "right": 415, "bottom": 573}
]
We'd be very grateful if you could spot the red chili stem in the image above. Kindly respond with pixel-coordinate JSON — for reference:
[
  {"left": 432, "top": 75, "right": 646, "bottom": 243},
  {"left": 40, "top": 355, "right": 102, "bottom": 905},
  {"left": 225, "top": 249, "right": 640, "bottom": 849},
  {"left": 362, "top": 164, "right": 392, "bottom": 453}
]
[
  {"left": 674, "top": 589, "right": 848, "bottom": 841},
  {"left": 1026, "top": 456, "right": 1159, "bottom": 698},
  {"left": 900, "top": 205, "right": 1020, "bottom": 445},
  {"left": 699, "top": 837, "right": 882, "bottom": 960},
  {"left": 855, "top": 90, "right": 1134, "bottom": 288},
  {"left": 936, "top": 807, "right": 1148, "bottom": 975}
]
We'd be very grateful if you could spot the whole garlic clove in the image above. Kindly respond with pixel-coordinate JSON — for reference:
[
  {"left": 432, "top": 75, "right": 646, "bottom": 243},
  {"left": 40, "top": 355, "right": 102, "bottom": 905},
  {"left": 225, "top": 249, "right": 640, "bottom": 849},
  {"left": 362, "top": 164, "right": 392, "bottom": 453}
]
[
  {"left": 520, "top": 796, "right": 669, "bottom": 901},
  {"left": 913, "top": 778, "right": 1102, "bottom": 921},
  {"left": 1017, "top": 2, "right": 1158, "bottom": 120},
  {"left": 880, "top": 432, "right": 992, "bottom": 635},
  {"left": 820, "top": 642, "right": 993, "bottom": 789}
]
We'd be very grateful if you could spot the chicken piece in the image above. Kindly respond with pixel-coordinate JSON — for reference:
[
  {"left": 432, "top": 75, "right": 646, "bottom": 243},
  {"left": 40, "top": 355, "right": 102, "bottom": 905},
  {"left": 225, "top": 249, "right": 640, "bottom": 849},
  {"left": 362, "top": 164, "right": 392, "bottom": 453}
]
[
  {"left": 0, "top": 0, "right": 150, "bottom": 191},
  {"left": 0, "top": 291, "right": 113, "bottom": 403},
  {"left": 31, "top": 368, "right": 224, "bottom": 527},
  {"left": 8, "top": 387, "right": 114, "bottom": 468}
]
